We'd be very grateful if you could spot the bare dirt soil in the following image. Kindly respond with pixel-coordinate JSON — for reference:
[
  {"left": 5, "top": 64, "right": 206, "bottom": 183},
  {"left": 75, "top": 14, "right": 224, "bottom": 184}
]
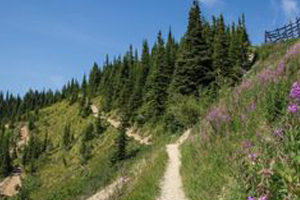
[{"left": 158, "top": 129, "right": 191, "bottom": 200}]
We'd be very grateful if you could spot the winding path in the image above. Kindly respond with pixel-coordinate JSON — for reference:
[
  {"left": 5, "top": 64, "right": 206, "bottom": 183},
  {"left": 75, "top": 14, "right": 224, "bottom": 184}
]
[
  {"left": 158, "top": 129, "right": 191, "bottom": 200},
  {"left": 89, "top": 106, "right": 192, "bottom": 200},
  {"left": 0, "top": 125, "right": 29, "bottom": 197},
  {"left": 86, "top": 177, "right": 129, "bottom": 200},
  {"left": 90, "top": 105, "right": 152, "bottom": 145}
]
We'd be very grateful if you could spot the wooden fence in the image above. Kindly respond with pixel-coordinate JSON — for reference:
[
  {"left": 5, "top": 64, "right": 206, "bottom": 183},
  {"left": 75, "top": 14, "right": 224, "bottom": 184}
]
[{"left": 265, "top": 18, "right": 300, "bottom": 43}]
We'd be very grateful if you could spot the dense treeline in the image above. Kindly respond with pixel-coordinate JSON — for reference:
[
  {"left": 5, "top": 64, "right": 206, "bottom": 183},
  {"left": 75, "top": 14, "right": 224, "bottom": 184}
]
[
  {"left": 0, "top": 0, "right": 251, "bottom": 179},
  {"left": 0, "top": 1, "right": 250, "bottom": 128},
  {"left": 0, "top": 78, "right": 81, "bottom": 126},
  {"left": 89, "top": 0, "right": 251, "bottom": 125}
]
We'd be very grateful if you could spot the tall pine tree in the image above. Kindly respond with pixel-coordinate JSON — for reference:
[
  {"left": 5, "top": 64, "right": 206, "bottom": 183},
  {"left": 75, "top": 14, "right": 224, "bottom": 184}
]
[
  {"left": 144, "top": 31, "right": 169, "bottom": 119},
  {"left": 128, "top": 40, "right": 151, "bottom": 118},
  {"left": 213, "top": 14, "right": 230, "bottom": 86},
  {"left": 170, "top": 0, "right": 213, "bottom": 96},
  {"left": 89, "top": 62, "right": 101, "bottom": 97}
]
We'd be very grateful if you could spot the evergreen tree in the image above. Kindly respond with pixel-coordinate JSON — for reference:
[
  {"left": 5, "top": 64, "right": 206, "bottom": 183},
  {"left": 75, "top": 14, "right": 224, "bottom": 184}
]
[
  {"left": 95, "top": 117, "right": 105, "bottom": 136},
  {"left": 28, "top": 115, "right": 35, "bottom": 131},
  {"left": 117, "top": 55, "right": 132, "bottom": 110},
  {"left": 0, "top": 133, "right": 12, "bottom": 177},
  {"left": 165, "top": 28, "right": 177, "bottom": 85},
  {"left": 128, "top": 40, "right": 151, "bottom": 118},
  {"left": 170, "top": 0, "right": 213, "bottom": 96},
  {"left": 144, "top": 31, "right": 169, "bottom": 119},
  {"left": 42, "top": 130, "right": 49, "bottom": 152},
  {"left": 89, "top": 62, "right": 101, "bottom": 97},
  {"left": 79, "top": 138, "right": 91, "bottom": 165},
  {"left": 202, "top": 18, "right": 215, "bottom": 59},
  {"left": 213, "top": 14, "right": 230, "bottom": 86},
  {"left": 99, "top": 58, "right": 115, "bottom": 112},
  {"left": 228, "top": 23, "right": 242, "bottom": 82},
  {"left": 111, "top": 125, "right": 128, "bottom": 164},
  {"left": 82, "top": 123, "right": 94, "bottom": 141},
  {"left": 22, "top": 133, "right": 42, "bottom": 173},
  {"left": 81, "top": 74, "right": 88, "bottom": 97},
  {"left": 62, "top": 123, "right": 72, "bottom": 150},
  {"left": 238, "top": 14, "right": 250, "bottom": 71}
]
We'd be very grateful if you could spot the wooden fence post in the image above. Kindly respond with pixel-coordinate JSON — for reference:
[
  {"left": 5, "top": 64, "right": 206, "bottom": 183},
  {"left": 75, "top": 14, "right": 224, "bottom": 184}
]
[
  {"left": 297, "top": 17, "right": 300, "bottom": 37},
  {"left": 265, "top": 17, "right": 300, "bottom": 43}
]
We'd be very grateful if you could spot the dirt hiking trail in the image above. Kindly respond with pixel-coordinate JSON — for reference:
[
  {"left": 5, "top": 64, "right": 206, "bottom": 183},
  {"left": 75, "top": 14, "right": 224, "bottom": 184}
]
[
  {"left": 158, "top": 129, "right": 191, "bottom": 200},
  {"left": 86, "top": 177, "right": 129, "bottom": 200},
  {"left": 91, "top": 105, "right": 99, "bottom": 118},
  {"left": 0, "top": 173, "right": 21, "bottom": 197},
  {"left": 17, "top": 125, "right": 29, "bottom": 149},
  {"left": 0, "top": 125, "right": 29, "bottom": 197},
  {"left": 91, "top": 105, "right": 152, "bottom": 145}
]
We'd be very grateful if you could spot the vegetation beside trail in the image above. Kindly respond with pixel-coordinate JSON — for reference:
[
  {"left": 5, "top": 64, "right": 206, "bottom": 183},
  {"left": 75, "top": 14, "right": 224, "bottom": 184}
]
[
  {"left": 0, "top": 0, "right": 261, "bottom": 199},
  {"left": 181, "top": 40, "right": 300, "bottom": 199}
]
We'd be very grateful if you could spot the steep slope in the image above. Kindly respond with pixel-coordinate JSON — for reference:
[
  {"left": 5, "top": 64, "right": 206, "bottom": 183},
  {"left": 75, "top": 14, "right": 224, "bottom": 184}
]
[
  {"left": 4, "top": 99, "right": 172, "bottom": 200},
  {"left": 181, "top": 40, "right": 300, "bottom": 200}
]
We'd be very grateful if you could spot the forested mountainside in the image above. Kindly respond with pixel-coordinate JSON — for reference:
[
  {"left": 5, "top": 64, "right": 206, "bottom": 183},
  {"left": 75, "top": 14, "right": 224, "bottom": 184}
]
[{"left": 3, "top": 0, "right": 292, "bottom": 200}]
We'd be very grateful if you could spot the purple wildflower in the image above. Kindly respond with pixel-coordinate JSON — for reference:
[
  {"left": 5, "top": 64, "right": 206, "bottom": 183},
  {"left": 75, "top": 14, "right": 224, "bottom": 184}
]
[
  {"left": 250, "top": 102, "right": 257, "bottom": 111},
  {"left": 285, "top": 42, "right": 300, "bottom": 58},
  {"left": 248, "top": 197, "right": 256, "bottom": 200},
  {"left": 242, "top": 140, "right": 252, "bottom": 150},
  {"left": 273, "top": 128, "right": 283, "bottom": 138},
  {"left": 235, "top": 80, "right": 252, "bottom": 95},
  {"left": 248, "top": 153, "right": 258, "bottom": 162},
  {"left": 259, "top": 196, "right": 267, "bottom": 200},
  {"left": 206, "top": 106, "right": 230, "bottom": 122},
  {"left": 206, "top": 105, "right": 231, "bottom": 130},
  {"left": 289, "top": 82, "right": 300, "bottom": 100},
  {"left": 258, "top": 68, "right": 277, "bottom": 83},
  {"left": 276, "top": 60, "right": 285, "bottom": 75},
  {"left": 288, "top": 104, "right": 298, "bottom": 113}
]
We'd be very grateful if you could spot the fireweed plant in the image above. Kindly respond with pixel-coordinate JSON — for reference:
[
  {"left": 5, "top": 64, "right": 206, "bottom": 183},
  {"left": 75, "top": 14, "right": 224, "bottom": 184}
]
[{"left": 200, "top": 41, "right": 300, "bottom": 199}]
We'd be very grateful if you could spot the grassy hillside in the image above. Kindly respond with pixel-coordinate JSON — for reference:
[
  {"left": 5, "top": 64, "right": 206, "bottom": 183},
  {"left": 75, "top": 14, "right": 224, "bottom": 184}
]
[
  {"left": 4, "top": 100, "right": 161, "bottom": 200},
  {"left": 4, "top": 96, "right": 177, "bottom": 200},
  {"left": 181, "top": 40, "right": 300, "bottom": 200}
]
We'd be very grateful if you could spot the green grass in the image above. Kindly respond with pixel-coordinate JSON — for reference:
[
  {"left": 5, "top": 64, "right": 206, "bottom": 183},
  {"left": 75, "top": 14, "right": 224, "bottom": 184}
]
[
  {"left": 181, "top": 134, "right": 245, "bottom": 200},
  {"left": 115, "top": 147, "right": 168, "bottom": 200},
  {"left": 19, "top": 100, "right": 119, "bottom": 200},
  {"left": 180, "top": 40, "right": 300, "bottom": 199},
  {"left": 8, "top": 98, "right": 172, "bottom": 200}
]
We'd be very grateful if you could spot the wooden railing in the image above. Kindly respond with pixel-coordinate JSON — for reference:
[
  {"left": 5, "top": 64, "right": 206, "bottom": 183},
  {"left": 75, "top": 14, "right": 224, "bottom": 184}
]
[{"left": 265, "top": 18, "right": 300, "bottom": 43}]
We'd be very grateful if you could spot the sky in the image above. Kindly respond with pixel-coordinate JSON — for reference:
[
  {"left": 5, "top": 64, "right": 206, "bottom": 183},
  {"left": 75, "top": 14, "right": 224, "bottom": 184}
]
[{"left": 0, "top": 0, "right": 299, "bottom": 95}]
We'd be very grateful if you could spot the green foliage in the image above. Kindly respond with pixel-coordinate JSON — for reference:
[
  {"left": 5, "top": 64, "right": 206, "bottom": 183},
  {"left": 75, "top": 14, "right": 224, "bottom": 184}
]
[
  {"left": 28, "top": 115, "right": 35, "bottom": 131},
  {"left": 143, "top": 31, "right": 169, "bottom": 119},
  {"left": 11, "top": 176, "right": 40, "bottom": 200},
  {"left": 111, "top": 126, "right": 128, "bottom": 164},
  {"left": 128, "top": 40, "right": 151, "bottom": 119},
  {"left": 82, "top": 123, "right": 94, "bottom": 142},
  {"left": 79, "top": 139, "right": 91, "bottom": 165},
  {"left": 170, "top": 0, "right": 213, "bottom": 96},
  {"left": 79, "top": 96, "right": 92, "bottom": 118},
  {"left": 61, "top": 123, "right": 72, "bottom": 150},
  {"left": 88, "top": 63, "right": 101, "bottom": 97},
  {"left": 181, "top": 135, "right": 243, "bottom": 200},
  {"left": 22, "top": 133, "right": 44, "bottom": 173},
  {"left": 213, "top": 14, "right": 230, "bottom": 86},
  {"left": 180, "top": 40, "right": 300, "bottom": 199},
  {"left": 0, "top": 2, "right": 254, "bottom": 200},
  {"left": 0, "top": 131, "right": 13, "bottom": 177},
  {"left": 95, "top": 117, "right": 105, "bottom": 136},
  {"left": 119, "top": 150, "right": 168, "bottom": 200},
  {"left": 167, "top": 94, "right": 202, "bottom": 129}
]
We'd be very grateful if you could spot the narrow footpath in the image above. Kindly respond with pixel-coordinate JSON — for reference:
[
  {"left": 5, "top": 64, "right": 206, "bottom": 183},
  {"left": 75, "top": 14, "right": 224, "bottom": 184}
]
[
  {"left": 90, "top": 105, "right": 152, "bottom": 145},
  {"left": 158, "top": 129, "right": 191, "bottom": 200}
]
